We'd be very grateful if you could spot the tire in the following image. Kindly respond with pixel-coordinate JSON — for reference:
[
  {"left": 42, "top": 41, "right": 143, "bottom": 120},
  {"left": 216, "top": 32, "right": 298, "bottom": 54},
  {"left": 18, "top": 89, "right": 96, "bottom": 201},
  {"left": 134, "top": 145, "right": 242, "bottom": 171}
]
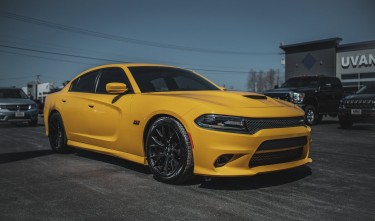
[
  {"left": 304, "top": 105, "right": 318, "bottom": 126},
  {"left": 48, "top": 112, "right": 70, "bottom": 153},
  {"left": 145, "top": 117, "right": 194, "bottom": 184},
  {"left": 339, "top": 118, "right": 353, "bottom": 129}
]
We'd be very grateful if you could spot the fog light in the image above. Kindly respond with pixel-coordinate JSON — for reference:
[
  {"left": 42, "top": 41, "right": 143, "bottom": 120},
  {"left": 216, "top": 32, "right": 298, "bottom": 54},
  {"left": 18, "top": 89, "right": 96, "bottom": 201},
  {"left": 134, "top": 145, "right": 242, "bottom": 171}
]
[{"left": 214, "top": 154, "right": 234, "bottom": 167}]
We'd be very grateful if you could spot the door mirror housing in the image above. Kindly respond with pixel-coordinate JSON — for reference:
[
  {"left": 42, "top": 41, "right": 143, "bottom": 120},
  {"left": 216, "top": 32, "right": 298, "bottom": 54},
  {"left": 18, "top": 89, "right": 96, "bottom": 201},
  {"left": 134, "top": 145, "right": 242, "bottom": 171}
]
[{"left": 106, "top": 83, "right": 128, "bottom": 94}]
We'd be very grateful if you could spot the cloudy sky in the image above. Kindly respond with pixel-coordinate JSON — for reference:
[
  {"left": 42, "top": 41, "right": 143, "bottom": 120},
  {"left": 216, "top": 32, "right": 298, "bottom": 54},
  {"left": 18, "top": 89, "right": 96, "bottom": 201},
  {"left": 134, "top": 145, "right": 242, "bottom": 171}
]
[{"left": 0, "top": 0, "right": 374, "bottom": 90}]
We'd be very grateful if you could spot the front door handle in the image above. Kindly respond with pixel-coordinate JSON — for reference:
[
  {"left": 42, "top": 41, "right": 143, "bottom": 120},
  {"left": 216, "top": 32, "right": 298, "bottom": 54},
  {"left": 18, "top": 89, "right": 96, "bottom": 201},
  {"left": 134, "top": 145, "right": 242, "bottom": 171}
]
[
  {"left": 61, "top": 99, "right": 67, "bottom": 103},
  {"left": 88, "top": 103, "right": 94, "bottom": 108}
]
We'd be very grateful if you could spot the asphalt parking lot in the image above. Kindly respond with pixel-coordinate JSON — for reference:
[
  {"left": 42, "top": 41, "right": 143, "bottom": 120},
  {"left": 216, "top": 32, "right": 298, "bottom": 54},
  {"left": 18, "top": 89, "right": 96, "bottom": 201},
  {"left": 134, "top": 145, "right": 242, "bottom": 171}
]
[{"left": 0, "top": 117, "right": 374, "bottom": 220}]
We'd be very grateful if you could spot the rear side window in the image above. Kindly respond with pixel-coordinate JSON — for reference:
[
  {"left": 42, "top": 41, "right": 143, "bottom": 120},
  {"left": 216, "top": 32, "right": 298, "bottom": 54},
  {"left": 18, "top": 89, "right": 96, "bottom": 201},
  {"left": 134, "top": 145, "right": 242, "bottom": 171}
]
[
  {"left": 96, "top": 68, "right": 133, "bottom": 94},
  {"left": 70, "top": 70, "right": 99, "bottom": 93}
]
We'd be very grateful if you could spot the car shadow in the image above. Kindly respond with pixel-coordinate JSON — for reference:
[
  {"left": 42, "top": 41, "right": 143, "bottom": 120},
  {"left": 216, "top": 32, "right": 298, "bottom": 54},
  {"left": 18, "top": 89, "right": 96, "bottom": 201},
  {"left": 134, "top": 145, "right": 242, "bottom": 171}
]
[
  {"left": 0, "top": 122, "right": 44, "bottom": 128},
  {"left": 72, "top": 148, "right": 152, "bottom": 175},
  {"left": 0, "top": 149, "right": 53, "bottom": 164},
  {"left": 337, "top": 124, "right": 375, "bottom": 131},
  {"left": 197, "top": 165, "right": 312, "bottom": 190}
]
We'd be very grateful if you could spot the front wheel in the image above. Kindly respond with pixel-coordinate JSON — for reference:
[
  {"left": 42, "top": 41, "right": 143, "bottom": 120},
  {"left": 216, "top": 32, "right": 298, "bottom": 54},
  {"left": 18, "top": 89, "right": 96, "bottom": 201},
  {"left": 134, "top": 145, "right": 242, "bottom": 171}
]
[
  {"left": 304, "top": 105, "right": 318, "bottom": 126},
  {"left": 145, "top": 117, "right": 194, "bottom": 184}
]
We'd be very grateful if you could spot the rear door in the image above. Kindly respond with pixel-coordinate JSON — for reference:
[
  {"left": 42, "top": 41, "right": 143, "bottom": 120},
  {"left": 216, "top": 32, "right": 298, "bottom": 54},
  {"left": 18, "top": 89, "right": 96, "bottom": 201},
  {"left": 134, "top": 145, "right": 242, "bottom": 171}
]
[{"left": 62, "top": 70, "right": 100, "bottom": 142}]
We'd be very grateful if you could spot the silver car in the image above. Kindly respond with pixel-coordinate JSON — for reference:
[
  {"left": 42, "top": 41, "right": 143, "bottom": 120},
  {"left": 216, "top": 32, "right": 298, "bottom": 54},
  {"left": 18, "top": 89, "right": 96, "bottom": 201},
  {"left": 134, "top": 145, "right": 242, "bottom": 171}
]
[{"left": 0, "top": 87, "right": 38, "bottom": 126}]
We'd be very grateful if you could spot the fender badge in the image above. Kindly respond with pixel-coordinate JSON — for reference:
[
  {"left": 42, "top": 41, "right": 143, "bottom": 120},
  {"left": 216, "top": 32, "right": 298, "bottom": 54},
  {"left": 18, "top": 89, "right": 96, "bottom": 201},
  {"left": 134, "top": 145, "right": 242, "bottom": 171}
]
[{"left": 133, "top": 120, "right": 140, "bottom": 125}]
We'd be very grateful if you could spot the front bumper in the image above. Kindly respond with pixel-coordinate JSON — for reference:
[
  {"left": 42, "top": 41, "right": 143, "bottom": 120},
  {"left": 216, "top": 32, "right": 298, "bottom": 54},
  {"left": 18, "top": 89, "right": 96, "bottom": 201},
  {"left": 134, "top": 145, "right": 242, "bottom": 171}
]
[
  {"left": 191, "top": 125, "right": 312, "bottom": 176},
  {"left": 0, "top": 109, "right": 38, "bottom": 123},
  {"left": 338, "top": 108, "right": 375, "bottom": 123}
]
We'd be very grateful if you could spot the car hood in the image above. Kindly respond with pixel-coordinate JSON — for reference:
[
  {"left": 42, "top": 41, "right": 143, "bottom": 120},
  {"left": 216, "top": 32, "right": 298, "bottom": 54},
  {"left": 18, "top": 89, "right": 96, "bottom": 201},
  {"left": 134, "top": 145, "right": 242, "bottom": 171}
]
[
  {"left": 145, "top": 91, "right": 292, "bottom": 108},
  {"left": 0, "top": 98, "right": 35, "bottom": 105},
  {"left": 343, "top": 94, "right": 375, "bottom": 100}
]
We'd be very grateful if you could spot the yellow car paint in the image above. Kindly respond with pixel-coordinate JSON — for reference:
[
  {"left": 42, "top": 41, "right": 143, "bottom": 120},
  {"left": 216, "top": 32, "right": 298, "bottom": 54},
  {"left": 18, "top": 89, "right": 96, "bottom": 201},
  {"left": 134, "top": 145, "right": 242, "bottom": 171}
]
[{"left": 44, "top": 64, "right": 312, "bottom": 177}]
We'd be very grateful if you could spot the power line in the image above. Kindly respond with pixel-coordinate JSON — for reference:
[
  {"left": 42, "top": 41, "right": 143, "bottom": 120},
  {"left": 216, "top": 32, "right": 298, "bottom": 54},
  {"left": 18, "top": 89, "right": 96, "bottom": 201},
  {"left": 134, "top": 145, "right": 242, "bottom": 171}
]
[
  {"left": 0, "top": 44, "right": 129, "bottom": 63},
  {"left": 0, "top": 44, "right": 255, "bottom": 74},
  {"left": 0, "top": 49, "right": 98, "bottom": 65},
  {"left": 0, "top": 10, "right": 281, "bottom": 56}
]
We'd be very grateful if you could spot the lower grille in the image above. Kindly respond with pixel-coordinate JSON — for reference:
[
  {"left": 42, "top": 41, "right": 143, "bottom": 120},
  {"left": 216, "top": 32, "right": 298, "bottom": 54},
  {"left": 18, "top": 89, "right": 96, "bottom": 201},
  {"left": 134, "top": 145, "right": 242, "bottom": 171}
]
[{"left": 249, "top": 147, "right": 304, "bottom": 167}]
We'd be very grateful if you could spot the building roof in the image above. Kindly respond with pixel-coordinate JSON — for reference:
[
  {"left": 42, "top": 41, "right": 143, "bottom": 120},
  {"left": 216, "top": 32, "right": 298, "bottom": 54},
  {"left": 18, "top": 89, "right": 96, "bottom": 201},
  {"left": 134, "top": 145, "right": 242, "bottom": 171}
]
[
  {"left": 280, "top": 37, "right": 342, "bottom": 53},
  {"left": 338, "top": 40, "right": 375, "bottom": 52}
]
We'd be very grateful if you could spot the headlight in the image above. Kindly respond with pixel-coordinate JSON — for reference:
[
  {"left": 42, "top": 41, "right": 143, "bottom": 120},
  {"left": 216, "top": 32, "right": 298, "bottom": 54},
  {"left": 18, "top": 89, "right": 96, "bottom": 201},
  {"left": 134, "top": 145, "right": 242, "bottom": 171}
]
[
  {"left": 292, "top": 92, "right": 305, "bottom": 104},
  {"left": 29, "top": 104, "right": 37, "bottom": 110},
  {"left": 195, "top": 114, "right": 248, "bottom": 133}
]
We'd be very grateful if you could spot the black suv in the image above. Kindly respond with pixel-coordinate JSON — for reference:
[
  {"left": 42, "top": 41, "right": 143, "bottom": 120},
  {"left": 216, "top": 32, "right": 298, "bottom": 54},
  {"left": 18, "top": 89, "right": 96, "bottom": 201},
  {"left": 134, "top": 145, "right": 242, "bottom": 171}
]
[
  {"left": 264, "top": 76, "right": 344, "bottom": 125},
  {"left": 338, "top": 84, "right": 375, "bottom": 128}
]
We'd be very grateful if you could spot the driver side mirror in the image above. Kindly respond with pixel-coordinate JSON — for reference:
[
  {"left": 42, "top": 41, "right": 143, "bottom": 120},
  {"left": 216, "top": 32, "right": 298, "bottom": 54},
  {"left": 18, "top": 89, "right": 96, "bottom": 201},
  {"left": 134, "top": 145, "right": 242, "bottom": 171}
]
[{"left": 106, "top": 82, "right": 128, "bottom": 94}]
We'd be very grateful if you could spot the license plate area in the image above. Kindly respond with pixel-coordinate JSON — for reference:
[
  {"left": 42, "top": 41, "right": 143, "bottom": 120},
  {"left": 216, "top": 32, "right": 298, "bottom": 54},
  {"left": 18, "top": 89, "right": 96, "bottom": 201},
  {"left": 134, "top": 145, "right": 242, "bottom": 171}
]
[
  {"left": 351, "top": 109, "right": 362, "bottom": 115},
  {"left": 15, "top": 111, "right": 25, "bottom": 117}
]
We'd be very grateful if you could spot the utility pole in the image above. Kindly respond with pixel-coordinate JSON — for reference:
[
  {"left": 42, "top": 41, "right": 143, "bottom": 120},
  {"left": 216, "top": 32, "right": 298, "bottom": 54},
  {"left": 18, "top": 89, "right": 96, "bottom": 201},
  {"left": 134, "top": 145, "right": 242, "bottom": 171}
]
[{"left": 35, "top": 75, "right": 40, "bottom": 103}]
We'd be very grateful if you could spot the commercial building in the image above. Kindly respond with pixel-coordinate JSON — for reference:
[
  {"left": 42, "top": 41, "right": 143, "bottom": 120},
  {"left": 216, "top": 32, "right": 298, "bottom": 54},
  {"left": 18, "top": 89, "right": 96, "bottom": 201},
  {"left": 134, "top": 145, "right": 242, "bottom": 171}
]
[{"left": 280, "top": 37, "right": 375, "bottom": 91}]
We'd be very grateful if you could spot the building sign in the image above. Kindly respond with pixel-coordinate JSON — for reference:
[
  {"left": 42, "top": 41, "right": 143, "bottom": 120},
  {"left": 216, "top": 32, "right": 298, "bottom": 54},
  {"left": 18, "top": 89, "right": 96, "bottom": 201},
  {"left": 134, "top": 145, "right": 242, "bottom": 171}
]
[{"left": 337, "top": 49, "right": 375, "bottom": 75}]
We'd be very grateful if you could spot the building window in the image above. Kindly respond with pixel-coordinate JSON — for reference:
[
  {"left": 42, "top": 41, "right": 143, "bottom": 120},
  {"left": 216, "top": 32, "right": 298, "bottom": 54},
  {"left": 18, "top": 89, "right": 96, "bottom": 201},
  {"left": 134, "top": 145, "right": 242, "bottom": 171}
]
[
  {"left": 341, "top": 73, "right": 359, "bottom": 80},
  {"left": 360, "top": 72, "right": 375, "bottom": 79}
]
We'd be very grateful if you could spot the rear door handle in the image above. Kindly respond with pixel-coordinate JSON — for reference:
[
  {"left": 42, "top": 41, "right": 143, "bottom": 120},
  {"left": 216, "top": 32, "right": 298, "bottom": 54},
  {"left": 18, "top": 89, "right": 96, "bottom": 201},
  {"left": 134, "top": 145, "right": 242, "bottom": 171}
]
[{"left": 88, "top": 103, "right": 94, "bottom": 108}]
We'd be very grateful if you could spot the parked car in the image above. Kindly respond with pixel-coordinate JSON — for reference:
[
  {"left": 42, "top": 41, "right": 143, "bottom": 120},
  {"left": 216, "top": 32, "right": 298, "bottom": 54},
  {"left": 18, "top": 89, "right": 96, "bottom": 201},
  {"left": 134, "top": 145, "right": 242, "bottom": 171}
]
[
  {"left": 44, "top": 64, "right": 312, "bottom": 184},
  {"left": 338, "top": 84, "right": 375, "bottom": 128},
  {"left": 264, "top": 76, "right": 344, "bottom": 125},
  {"left": 0, "top": 87, "right": 38, "bottom": 126}
]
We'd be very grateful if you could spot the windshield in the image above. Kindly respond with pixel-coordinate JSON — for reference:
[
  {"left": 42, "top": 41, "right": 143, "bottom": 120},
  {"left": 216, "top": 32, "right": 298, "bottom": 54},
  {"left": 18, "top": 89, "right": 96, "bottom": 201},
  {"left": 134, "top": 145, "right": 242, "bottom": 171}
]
[
  {"left": 281, "top": 77, "right": 318, "bottom": 88},
  {"left": 129, "top": 66, "right": 220, "bottom": 92},
  {"left": 0, "top": 89, "right": 28, "bottom": 99},
  {"left": 357, "top": 84, "right": 375, "bottom": 94}
]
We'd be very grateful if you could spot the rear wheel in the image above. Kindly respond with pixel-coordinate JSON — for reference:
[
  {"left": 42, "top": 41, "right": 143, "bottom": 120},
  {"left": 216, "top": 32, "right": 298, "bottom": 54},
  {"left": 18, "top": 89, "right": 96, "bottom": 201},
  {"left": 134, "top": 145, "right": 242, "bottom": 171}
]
[
  {"left": 145, "top": 117, "right": 194, "bottom": 184},
  {"left": 48, "top": 112, "right": 70, "bottom": 153},
  {"left": 304, "top": 105, "right": 318, "bottom": 126}
]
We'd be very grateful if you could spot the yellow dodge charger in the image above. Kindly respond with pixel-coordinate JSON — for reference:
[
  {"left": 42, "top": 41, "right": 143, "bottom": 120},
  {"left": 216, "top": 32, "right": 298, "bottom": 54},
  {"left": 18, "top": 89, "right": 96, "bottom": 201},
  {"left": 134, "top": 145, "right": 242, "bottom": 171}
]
[{"left": 44, "top": 64, "right": 312, "bottom": 183}]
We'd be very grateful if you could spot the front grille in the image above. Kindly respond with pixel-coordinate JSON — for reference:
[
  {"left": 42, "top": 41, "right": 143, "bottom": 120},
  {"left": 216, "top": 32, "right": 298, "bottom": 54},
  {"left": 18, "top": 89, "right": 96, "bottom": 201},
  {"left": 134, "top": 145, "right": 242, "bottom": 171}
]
[
  {"left": 2, "top": 105, "right": 29, "bottom": 111},
  {"left": 245, "top": 117, "right": 305, "bottom": 134},
  {"left": 249, "top": 147, "right": 304, "bottom": 167},
  {"left": 265, "top": 93, "right": 291, "bottom": 102},
  {"left": 343, "top": 100, "right": 374, "bottom": 109}
]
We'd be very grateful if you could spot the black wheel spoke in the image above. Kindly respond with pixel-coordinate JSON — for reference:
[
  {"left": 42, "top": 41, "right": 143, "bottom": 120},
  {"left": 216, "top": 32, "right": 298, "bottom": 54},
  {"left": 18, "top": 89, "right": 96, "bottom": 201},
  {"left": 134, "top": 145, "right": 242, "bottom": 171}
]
[{"left": 151, "top": 136, "right": 164, "bottom": 147}]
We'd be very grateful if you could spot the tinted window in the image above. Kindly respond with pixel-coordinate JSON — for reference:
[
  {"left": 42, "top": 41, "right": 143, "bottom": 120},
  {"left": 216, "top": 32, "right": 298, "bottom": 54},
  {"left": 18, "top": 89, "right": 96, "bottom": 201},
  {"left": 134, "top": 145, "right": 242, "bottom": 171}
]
[
  {"left": 70, "top": 71, "right": 99, "bottom": 93},
  {"left": 96, "top": 68, "right": 133, "bottom": 94},
  {"left": 129, "top": 66, "right": 219, "bottom": 92},
  {"left": 281, "top": 77, "right": 318, "bottom": 88},
  {"left": 0, "top": 89, "right": 28, "bottom": 99}
]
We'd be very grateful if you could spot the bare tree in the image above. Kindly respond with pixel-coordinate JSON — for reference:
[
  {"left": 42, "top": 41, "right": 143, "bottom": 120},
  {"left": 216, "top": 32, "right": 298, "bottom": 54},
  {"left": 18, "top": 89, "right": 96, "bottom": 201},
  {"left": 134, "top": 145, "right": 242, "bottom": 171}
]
[
  {"left": 257, "top": 70, "right": 265, "bottom": 92},
  {"left": 247, "top": 69, "right": 257, "bottom": 91},
  {"left": 265, "top": 69, "right": 277, "bottom": 89}
]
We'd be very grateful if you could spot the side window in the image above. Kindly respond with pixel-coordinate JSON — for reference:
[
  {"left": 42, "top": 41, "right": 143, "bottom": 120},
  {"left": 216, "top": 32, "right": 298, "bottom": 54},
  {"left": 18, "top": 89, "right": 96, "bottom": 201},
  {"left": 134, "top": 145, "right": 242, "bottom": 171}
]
[
  {"left": 70, "top": 71, "right": 99, "bottom": 93},
  {"left": 96, "top": 68, "right": 133, "bottom": 94},
  {"left": 331, "top": 78, "right": 343, "bottom": 90}
]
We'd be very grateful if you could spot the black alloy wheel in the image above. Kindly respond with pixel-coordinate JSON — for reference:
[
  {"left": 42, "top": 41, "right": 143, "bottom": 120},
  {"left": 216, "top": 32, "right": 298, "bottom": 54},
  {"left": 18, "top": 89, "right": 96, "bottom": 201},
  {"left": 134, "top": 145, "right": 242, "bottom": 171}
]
[
  {"left": 48, "top": 112, "right": 70, "bottom": 153},
  {"left": 145, "top": 117, "right": 194, "bottom": 184},
  {"left": 304, "top": 105, "right": 318, "bottom": 126}
]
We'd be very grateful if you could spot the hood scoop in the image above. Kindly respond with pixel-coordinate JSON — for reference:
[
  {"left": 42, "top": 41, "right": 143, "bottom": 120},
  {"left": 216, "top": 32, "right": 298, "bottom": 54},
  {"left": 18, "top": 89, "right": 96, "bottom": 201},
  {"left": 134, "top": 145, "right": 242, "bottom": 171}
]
[{"left": 243, "top": 95, "right": 268, "bottom": 100}]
